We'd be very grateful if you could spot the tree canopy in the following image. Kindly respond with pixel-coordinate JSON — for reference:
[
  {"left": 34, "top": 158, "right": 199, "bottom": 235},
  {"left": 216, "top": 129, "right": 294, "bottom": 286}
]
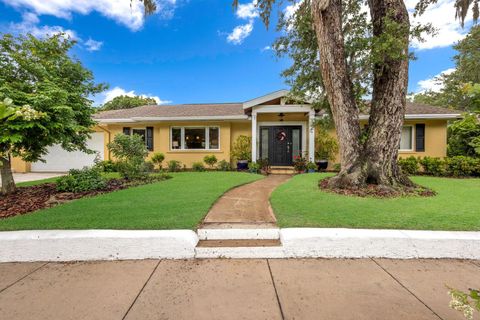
[
  {"left": 414, "top": 25, "right": 480, "bottom": 111},
  {"left": 0, "top": 33, "right": 106, "bottom": 193},
  {"left": 100, "top": 95, "right": 158, "bottom": 111}
]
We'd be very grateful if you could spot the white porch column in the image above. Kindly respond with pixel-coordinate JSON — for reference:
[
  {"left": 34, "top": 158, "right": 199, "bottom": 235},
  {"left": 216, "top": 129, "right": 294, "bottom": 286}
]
[
  {"left": 251, "top": 111, "right": 257, "bottom": 162},
  {"left": 308, "top": 110, "right": 315, "bottom": 162}
]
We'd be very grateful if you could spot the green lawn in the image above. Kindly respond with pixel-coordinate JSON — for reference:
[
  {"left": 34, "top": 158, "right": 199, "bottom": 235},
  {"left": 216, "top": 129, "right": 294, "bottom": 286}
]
[
  {"left": 271, "top": 173, "right": 480, "bottom": 231},
  {"left": 1, "top": 172, "right": 263, "bottom": 230}
]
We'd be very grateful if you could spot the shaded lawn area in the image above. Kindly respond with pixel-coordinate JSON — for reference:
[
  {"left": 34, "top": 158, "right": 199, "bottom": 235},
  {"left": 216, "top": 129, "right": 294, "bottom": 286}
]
[
  {"left": 0, "top": 172, "right": 263, "bottom": 230},
  {"left": 271, "top": 173, "right": 480, "bottom": 231}
]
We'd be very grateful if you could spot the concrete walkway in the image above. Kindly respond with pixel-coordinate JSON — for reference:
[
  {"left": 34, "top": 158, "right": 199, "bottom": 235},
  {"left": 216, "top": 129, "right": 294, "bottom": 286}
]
[
  {"left": 13, "top": 172, "right": 64, "bottom": 184},
  {"left": 202, "top": 175, "right": 291, "bottom": 225},
  {"left": 0, "top": 258, "right": 479, "bottom": 319}
]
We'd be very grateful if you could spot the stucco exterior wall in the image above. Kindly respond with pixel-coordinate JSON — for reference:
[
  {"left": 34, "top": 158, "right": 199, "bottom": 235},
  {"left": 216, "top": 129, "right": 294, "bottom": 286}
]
[{"left": 11, "top": 118, "right": 450, "bottom": 172}]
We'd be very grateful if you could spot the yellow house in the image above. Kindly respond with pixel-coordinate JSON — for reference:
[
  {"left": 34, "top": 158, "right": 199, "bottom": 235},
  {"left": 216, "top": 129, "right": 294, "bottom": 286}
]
[{"left": 12, "top": 90, "right": 462, "bottom": 172}]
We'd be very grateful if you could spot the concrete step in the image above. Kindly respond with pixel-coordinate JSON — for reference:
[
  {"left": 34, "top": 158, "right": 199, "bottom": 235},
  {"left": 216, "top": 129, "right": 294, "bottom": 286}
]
[
  {"left": 196, "top": 227, "right": 280, "bottom": 240},
  {"left": 270, "top": 166, "right": 295, "bottom": 175},
  {"left": 197, "top": 239, "right": 281, "bottom": 247}
]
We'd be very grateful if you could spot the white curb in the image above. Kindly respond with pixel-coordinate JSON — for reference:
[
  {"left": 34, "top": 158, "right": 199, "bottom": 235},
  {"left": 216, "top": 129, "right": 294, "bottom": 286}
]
[
  {"left": 280, "top": 228, "right": 480, "bottom": 259},
  {"left": 0, "top": 230, "right": 198, "bottom": 262},
  {"left": 197, "top": 228, "right": 280, "bottom": 240}
]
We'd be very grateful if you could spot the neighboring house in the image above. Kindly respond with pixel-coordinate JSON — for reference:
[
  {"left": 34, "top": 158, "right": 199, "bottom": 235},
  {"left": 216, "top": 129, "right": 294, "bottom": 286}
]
[{"left": 12, "top": 90, "right": 461, "bottom": 172}]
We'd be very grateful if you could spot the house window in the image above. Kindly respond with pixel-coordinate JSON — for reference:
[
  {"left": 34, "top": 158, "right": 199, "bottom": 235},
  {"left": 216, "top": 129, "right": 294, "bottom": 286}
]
[
  {"left": 170, "top": 126, "right": 220, "bottom": 150},
  {"left": 399, "top": 126, "right": 414, "bottom": 151},
  {"left": 132, "top": 129, "right": 146, "bottom": 143}
]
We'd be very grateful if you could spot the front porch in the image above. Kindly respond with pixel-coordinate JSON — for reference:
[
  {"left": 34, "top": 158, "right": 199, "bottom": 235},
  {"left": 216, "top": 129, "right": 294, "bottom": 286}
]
[{"left": 244, "top": 90, "right": 316, "bottom": 166}]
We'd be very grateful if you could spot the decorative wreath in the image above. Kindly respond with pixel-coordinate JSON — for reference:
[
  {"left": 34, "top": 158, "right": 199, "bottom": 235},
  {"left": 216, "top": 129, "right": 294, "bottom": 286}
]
[{"left": 276, "top": 130, "right": 287, "bottom": 141}]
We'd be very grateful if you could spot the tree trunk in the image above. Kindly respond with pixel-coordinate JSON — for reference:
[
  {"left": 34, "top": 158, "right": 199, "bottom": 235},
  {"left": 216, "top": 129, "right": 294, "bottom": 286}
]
[
  {"left": 363, "top": 0, "right": 413, "bottom": 189},
  {"left": 311, "top": 0, "right": 413, "bottom": 190},
  {"left": 1, "top": 155, "right": 16, "bottom": 195},
  {"left": 311, "top": 0, "right": 365, "bottom": 188}
]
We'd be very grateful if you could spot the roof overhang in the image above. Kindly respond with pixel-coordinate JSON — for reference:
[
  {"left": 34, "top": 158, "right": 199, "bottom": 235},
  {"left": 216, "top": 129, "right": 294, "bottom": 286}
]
[
  {"left": 96, "top": 115, "right": 249, "bottom": 123},
  {"left": 359, "top": 114, "right": 462, "bottom": 120},
  {"left": 243, "top": 89, "right": 290, "bottom": 109}
]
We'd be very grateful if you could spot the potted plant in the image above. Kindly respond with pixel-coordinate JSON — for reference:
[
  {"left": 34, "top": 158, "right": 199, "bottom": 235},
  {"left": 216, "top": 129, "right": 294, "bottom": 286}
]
[
  {"left": 248, "top": 162, "right": 261, "bottom": 174},
  {"left": 315, "top": 126, "right": 339, "bottom": 171},
  {"left": 257, "top": 158, "right": 270, "bottom": 175},
  {"left": 231, "top": 135, "right": 252, "bottom": 171},
  {"left": 293, "top": 155, "right": 308, "bottom": 173},
  {"left": 306, "top": 162, "right": 317, "bottom": 173}
]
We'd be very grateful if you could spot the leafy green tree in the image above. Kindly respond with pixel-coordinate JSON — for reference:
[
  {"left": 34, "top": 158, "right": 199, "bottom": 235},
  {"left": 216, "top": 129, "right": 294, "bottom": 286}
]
[
  {"left": 0, "top": 34, "right": 106, "bottom": 194},
  {"left": 448, "top": 114, "right": 480, "bottom": 157},
  {"left": 100, "top": 95, "right": 157, "bottom": 111},
  {"left": 414, "top": 25, "right": 480, "bottom": 111}
]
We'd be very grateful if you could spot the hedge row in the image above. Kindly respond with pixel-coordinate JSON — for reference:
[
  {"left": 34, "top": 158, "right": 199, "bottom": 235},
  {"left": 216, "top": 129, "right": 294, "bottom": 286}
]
[{"left": 398, "top": 156, "right": 480, "bottom": 177}]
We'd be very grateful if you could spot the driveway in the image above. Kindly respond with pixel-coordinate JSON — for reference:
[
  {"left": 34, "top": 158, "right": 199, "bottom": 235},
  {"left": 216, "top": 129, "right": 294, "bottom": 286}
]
[
  {"left": 10, "top": 172, "right": 64, "bottom": 185},
  {"left": 1, "top": 258, "right": 478, "bottom": 319}
]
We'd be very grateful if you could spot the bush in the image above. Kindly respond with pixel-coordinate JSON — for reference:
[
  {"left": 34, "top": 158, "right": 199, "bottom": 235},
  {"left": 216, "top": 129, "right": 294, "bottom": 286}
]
[
  {"left": 306, "top": 162, "right": 317, "bottom": 171},
  {"left": 203, "top": 155, "right": 218, "bottom": 168},
  {"left": 151, "top": 152, "right": 165, "bottom": 170},
  {"left": 398, "top": 156, "right": 419, "bottom": 175},
  {"left": 333, "top": 163, "right": 341, "bottom": 172},
  {"left": 257, "top": 158, "right": 270, "bottom": 173},
  {"left": 445, "top": 156, "right": 479, "bottom": 177},
  {"left": 419, "top": 157, "right": 445, "bottom": 176},
  {"left": 143, "top": 161, "right": 155, "bottom": 173},
  {"left": 217, "top": 160, "right": 231, "bottom": 171},
  {"left": 107, "top": 134, "right": 149, "bottom": 180},
  {"left": 167, "top": 160, "right": 182, "bottom": 172},
  {"left": 95, "top": 160, "right": 117, "bottom": 173},
  {"left": 56, "top": 167, "right": 107, "bottom": 193},
  {"left": 192, "top": 162, "right": 205, "bottom": 172},
  {"left": 248, "top": 162, "right": 261, "bottom": 174}
]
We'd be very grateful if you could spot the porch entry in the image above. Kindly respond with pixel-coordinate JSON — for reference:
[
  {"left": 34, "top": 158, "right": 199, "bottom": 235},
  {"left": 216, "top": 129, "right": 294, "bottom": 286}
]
[{"left": 259, "top": 126, "right": 302, "bottom": 166}]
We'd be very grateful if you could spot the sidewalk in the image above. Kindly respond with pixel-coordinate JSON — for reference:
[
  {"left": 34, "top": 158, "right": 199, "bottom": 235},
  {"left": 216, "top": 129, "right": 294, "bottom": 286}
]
[{"left": 1, "top": 258, "right": 479, "bottom": 319}]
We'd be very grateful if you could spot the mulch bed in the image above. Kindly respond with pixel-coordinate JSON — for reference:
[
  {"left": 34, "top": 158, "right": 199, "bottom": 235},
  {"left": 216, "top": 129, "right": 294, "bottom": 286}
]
[
  {"left": 0, "top": 177, "right": 169, "bottom": 219},
  {"left": 319, "top": 177, "right": 436, "bottom": 198}
]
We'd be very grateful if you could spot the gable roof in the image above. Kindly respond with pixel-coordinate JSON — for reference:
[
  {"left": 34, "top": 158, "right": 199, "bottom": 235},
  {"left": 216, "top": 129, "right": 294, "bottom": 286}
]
[{"left": 94, "top": 90, "right": 462, "bottom": 123}]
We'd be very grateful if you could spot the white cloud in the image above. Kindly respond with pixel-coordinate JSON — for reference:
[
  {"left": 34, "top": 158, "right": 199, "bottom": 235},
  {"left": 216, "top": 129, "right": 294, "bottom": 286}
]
[
  {"left": 9, "top": 12, "right": 77, "bottom": 39},
  {"left": 227, "top": 20, "right": 254, "bottom": 45},
  {"left": 103, "top": 86, "right": 172, "bottom": 105},
  {"left": 2, "top": 0, "right": 178, "bottom": 31},
  {"left": 236, "top": 0, "right": 258, "bottom": 19},
  {"left": 407, "top": 0, "right": 473, "bottom": 50},
  {"left": 226, "top": 0, "right": 259, "bottom": 45},
  {"left": 85, "top": 38, "right": 103, "bottom": 51},
  {"left": 261, "top": 45, "right": 272, "bottom": 52},
  {"left": 417, "top": 68, "right": 456, "bottom": 92}
]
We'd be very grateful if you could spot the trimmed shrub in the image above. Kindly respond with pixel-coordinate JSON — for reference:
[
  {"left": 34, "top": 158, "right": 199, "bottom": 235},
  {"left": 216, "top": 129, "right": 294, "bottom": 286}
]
[
  {"left": 57, "top": 167, "right": 107, "bottom": 193},
  {"left": 217, "top": 160, "right": 231, "bottom": 171},
  {"left": 143, "top": 161, "right": 155, "bottom": 173},
  {"left": 203, "top": 155, "right": 218, "bottom": 169},
  {"left": 167, "top": 160, "right": 182, "bottom": 172},
  {"left": 192, "top": 162, "right": 205, "bottom": 172},
  {"left": 419, "top": 157, "right": 445, "bottom": 176},
  {"left": 398, "top": 156, "right": 419, "bottom": 175},
  {"left": 151, "top": 152, "right": 165, "bottom": 170},
  {"left": 107, "top": 134, "right": 149, "bottom": 180},
  {"left": 445, "top": 156, "right": 479, "bottom": 177},
  {"left": 248, "top": 162, "right": 261, "bottom": 174},
  {"left": 95, "top": 160, "right": 117, "bottom": 173}
]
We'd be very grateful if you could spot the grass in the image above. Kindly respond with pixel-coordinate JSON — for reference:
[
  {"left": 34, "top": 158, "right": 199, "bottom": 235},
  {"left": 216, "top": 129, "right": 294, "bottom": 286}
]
[
  {"left": 0, "top": 172, "right": 263, "bottom": 230},
  {"left": 271, "top": 173, "right": 480, "bottom": 231}
]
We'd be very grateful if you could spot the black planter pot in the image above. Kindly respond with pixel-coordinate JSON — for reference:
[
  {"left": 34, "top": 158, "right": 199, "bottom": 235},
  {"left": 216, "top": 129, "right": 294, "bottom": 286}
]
[
  {"left": 237, "top": 160, "right": 249, "bottom": 171},
  {"left": 316, "top": 160, "right": 328, "bottom": 171}
]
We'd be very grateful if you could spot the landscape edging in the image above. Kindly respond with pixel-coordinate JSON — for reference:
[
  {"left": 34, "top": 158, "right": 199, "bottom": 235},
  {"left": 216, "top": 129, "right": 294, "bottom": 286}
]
[
  {"left": 0, "top": 230, "right": 198, "bottom": 262},
  {"left": 0, "top": 228, "right": 479, "bottom": 262}
]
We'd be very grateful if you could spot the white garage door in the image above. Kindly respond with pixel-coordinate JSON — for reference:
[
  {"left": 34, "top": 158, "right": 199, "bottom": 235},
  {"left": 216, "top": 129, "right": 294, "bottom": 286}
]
[{"left": 31, "top": 132, "right": 105, "bottom": 172}]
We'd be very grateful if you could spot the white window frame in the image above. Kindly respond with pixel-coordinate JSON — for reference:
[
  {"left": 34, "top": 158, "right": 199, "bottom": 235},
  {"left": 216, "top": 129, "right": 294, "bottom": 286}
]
[
  {"left": 170, "top": 126, "right": 220, "bottom": 151},
  {"left": 399, "top": 125, "right": 415, "bottom": 152}
]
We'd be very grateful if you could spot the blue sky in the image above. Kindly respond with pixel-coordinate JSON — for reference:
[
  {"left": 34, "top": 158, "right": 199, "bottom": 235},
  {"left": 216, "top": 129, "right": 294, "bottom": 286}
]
[{"left": 0, "top": 0, "right": 474, "bottom": 106}]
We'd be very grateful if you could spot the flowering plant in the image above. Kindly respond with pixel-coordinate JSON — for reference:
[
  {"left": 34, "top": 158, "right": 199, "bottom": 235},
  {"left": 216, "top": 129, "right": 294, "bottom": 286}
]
[{"left": 293, "top": 154, "right": 308, "bottom": 173}]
